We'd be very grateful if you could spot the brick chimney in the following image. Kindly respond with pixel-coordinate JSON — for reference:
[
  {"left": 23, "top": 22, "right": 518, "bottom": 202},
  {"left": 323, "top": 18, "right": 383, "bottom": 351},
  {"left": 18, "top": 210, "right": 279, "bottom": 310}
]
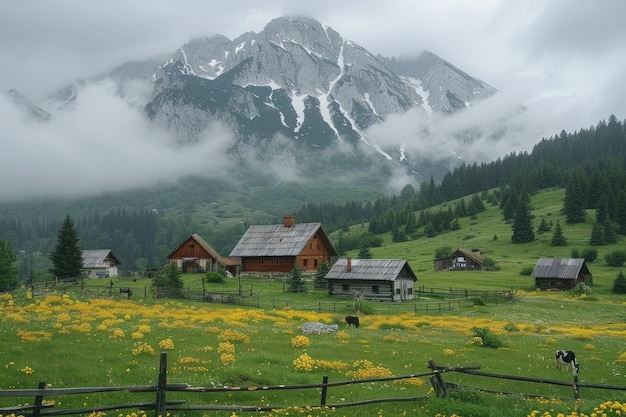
[
  {"left": 347, "top": 257, "right": 352, "bottom": 272},
  {"left": 283, "top": 215, "right": 296, "bottom": 228}
]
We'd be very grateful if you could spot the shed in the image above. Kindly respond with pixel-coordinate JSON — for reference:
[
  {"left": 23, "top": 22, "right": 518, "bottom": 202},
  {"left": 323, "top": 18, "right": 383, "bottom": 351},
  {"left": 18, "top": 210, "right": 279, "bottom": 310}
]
[
  {"left": 434, "top": 248, "right": 485, "bottom": 271},
  {"left": 326, "top": 258, "right": 417, "bottom": 302},
  {"left": 82, "top": 249, "right": 121, "bottom": 278},
  {"left": 229, "top": 216, "right": 337, "bottom": 273},
  {"left": 167, "top": 234, "right": 239, "bottom": 276},
  {"left": 531, "top": 258, "right": 592, "bottom": 291}
]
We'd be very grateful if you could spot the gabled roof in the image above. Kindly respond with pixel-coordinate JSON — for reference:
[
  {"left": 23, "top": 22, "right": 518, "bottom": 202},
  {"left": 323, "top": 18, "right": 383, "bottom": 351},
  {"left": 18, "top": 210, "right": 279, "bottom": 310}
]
[
  {"left": 435, "top": 248, "right": 485, "bottom": 264},
  {"left": 455, "top": 248, "right": 485, "bottom": 264},
  {"left": 168, "top": 234, "right": 239, "bottom": 266},
  {"left": 229, "top": 222, "right": 336, "bottom": 257},
  {"left": 82, "top": 249, "right": 120, "bottom": 268},
  {"left": 531, "top": 258, "right": 590, "bottom": 280},
  {"left": 325, "top": 258, "right": 417, "bottom": 282}
]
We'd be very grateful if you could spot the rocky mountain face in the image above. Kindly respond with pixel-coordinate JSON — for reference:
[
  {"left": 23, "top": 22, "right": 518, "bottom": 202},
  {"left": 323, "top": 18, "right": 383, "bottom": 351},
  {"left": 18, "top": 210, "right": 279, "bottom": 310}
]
[
  {"left": 9, "top": 15, "right": 498, "bottom": 184},
  {"left": 142, "top": 16, "right": 496, "bottom": 153}
]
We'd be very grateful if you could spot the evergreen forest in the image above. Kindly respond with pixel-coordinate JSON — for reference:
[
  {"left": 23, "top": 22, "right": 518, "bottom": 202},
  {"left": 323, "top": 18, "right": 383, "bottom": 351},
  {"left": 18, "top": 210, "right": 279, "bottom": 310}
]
[{"left": 1, "top": 114, "right": 625, "bottom": 283}]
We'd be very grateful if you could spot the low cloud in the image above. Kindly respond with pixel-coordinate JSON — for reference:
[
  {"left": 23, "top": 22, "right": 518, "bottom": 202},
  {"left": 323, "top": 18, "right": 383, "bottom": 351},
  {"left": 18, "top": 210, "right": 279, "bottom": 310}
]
[{"left": 0, "top": 81, "right": 235, "bottom": 202}]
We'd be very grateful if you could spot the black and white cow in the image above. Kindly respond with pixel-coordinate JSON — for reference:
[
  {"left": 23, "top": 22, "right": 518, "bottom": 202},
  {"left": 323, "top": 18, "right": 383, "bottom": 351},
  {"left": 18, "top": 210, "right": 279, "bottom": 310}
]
[
  {"left": 555, "top": 350, "right": 579, "bottom": 376},
  {"left": 345, "top": 315, "right": 360, "bottom": 328}
]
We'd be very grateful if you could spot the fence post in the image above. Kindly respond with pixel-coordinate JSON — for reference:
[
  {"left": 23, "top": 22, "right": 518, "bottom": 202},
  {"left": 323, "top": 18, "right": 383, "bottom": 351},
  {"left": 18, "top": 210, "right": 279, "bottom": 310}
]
[
  {"left": 573, "top": 374, "right": 579, "bottom": 400},
  {"left": 32, "top": 381, "right": 46, "bottom": 417},
  {"left": 155, "top": 352, "right": 167, "bottom": 417},
  {"left": 428, "top": 359, "right": 447, "bottom": 398},
  {"left": 320, "top": 376, "right": 328, "bottom": 406}
]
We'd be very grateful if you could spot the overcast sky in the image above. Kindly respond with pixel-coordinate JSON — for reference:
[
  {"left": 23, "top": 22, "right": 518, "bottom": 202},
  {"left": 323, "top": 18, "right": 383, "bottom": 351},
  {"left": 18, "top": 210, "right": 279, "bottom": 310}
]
[{"left": 1, "top": 0, "right": 625, "bottom": 202}]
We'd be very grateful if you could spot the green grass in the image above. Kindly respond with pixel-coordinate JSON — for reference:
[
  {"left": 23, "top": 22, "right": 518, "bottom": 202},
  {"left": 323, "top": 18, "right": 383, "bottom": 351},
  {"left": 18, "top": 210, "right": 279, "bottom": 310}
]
[
  {"left": 335, "top": 188, "right": 625, "bottom": 296},
  {"left": 2, "top": 284, "right": 626, "bottom": 417},
  {"left": 4, "top": 187, "right": 626, "bottom": 416}
]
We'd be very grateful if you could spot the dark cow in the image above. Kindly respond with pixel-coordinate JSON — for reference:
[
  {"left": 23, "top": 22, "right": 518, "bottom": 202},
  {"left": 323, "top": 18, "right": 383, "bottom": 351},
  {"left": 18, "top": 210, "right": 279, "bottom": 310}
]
[
  {"left": 120, "top": 287, "right": 133, "bottom": 298},
  {"left": 345, "top": 315, "right": 360, "bottom": 328},
  {"left": 555, "top": 349, "right": 579, "bottom": 376}
]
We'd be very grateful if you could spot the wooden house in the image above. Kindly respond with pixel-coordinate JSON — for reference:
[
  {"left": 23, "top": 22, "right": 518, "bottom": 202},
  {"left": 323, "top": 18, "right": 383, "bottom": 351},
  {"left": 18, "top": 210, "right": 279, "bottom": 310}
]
[
  {"left": 81, "top": 249, "right": 121, "bottom": 278},
  {"left": 229, "top": 216, "right": 337, "bottom": 273},
  {"left": 326, "top": 258, "right": 417, "bottom": 302},
  {"left": 167, "top": 234, "right": 239, "bottom": 276},
  {"left": 434, "top": 248, "right": 485, "bottom": 271},
  {"left": 531, "top": 258, "right": 592, "bottom": 291}
]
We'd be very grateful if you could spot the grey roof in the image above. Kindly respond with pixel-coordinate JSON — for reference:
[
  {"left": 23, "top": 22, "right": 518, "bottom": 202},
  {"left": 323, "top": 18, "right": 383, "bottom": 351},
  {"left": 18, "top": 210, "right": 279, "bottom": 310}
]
[
  {"left": 229, "top": 223, "right": 323, "bottom": 257},
  {"left": 325, "top": 258, "right": 417, "bottom": 282},
  {"left": 531, "top": 258, "right": 588, "bottom": 279},
  {"left": 82, "top": 249, "right": 120, "bottom": 268}
]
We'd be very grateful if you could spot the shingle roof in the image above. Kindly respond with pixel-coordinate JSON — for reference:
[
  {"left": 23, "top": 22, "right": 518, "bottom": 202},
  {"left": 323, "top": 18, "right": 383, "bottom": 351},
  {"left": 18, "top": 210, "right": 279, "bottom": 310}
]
[
  {"left": 229, "top": 223, "right": 325, "bottom": 257},
  {"left": 167, "top": 234, "right": 239, "bottom": 266},
  {"left": 325, "top": 258, "right": 417, "bottom": 282},
  {"left": 82, "top": 250, "right": 120, "bottom": 268},
  {"left": 531, "top": 258, "right": 587, "bottom": 280}
]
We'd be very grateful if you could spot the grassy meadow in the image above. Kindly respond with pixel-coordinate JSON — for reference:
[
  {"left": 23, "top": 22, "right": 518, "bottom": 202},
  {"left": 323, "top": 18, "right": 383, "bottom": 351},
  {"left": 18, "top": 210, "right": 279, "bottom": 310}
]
[
  {"left": 3, "top": 186, "right": 626, "bottom": 417},
  {"left": 2, "top": 283, "right": 626, "bottom": 417}
]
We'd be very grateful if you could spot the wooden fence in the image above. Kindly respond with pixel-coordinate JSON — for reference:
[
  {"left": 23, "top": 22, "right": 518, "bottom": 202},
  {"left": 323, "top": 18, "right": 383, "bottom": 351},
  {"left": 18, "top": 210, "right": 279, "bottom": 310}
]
[
  {"left": 3, "top": 355, "right": 626, "bottom": 417},
  {"left": 32, "top": 282, "right": 507, "bottom": 315}
]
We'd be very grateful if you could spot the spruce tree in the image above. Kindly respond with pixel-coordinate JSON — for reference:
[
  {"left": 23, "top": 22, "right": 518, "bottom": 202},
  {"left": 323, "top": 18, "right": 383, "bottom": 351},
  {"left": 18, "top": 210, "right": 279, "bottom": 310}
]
[
  {"left": 612, "top": 271, "right": 626, "bottom": 294},
  {"left": 49, "top": 215, "right": 83, "bottom": 280},
  {"left": 550, "top": 221, "right": 567, "bottom": 246},
  {"left": 563, "top": 176, "right": 586, "bottom": 224},
  {"left": 511, "top": 197, "right": 535, "bottom": 244},
  {"left": 589, "top": 223, "right": 606, "bottom": 246},
  {"left": 358, "top": 247, "right": 373, "bottom": 259},
  {"left": 313, "top": 261, "right": 330, "bottom": 290},
  {"left": 288, "top": 266, "right": 305, "bottom": 292},
  {"left": 0, "top": 239, "right": 18, "bottom": 292}
]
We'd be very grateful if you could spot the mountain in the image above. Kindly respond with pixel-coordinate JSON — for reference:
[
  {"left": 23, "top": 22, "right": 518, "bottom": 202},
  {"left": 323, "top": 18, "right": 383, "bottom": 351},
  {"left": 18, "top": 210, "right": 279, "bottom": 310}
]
[
  {"left": 143, "top": 16, "right": 497, "bottom": 153},
  {"left": 6, "top": 89, "right": 51, "bottom": 122},
  {"left": 31, "top": 16, "right": 496, "bottom": 179}
]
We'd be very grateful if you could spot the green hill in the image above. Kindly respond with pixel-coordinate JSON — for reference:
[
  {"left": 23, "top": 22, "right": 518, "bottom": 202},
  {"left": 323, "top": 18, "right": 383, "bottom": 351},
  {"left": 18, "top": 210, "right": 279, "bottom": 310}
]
[{"left": 332, "top": 187, "right": 624, "bottom": 295}]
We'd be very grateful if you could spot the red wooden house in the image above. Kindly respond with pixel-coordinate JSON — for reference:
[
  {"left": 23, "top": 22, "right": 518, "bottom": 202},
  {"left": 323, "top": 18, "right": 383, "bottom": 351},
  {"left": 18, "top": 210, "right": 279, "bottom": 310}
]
[
  {"left": 229, "top": 216, "right": 337, "bottom": 273},
  {"left": 167, "top": 234, "right": 239, "bottom": 276}
]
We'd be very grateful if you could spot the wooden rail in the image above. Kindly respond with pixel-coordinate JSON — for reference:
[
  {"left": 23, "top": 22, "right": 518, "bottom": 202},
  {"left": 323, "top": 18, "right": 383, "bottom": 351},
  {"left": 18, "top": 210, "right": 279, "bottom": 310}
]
[{"left": 3, "top": 355, "right": 626, "bottom": 417}]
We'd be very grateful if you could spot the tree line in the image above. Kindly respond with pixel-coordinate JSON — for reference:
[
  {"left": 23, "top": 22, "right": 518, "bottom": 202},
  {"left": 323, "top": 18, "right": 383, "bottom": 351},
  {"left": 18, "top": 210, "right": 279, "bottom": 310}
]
[
  {"left": 297, "top": 115, "right": 626, "bottom": 251},
  {"left": 1, "top": 115, "right": 625, "bottom": 285}
]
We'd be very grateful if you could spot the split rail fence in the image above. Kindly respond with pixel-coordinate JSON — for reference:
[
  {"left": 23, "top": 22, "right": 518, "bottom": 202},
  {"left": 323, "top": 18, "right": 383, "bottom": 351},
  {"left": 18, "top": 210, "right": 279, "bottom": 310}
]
[{"left": 2, "top": 355, "right": 626, "bottom": 417}]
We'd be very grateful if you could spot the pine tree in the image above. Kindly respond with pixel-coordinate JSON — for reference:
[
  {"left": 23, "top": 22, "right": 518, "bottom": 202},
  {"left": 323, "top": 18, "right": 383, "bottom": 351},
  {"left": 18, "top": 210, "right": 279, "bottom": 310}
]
[
  {"left": 313, "top": 261, "right": 330, "bottom": 290},
  {"left": 537, "top": 218, "right": 551, "bottom": 234},
  {"left": 550, "top": 221, "right": 567, "bottom": 246},
  {"left": 511, "top": 197, "right": 535, "bottom": 244},
  {"left": 589, "top": 223, "right": 606, "bottom": 246},
  {"left": 612, "top": 271, "right": 626, "bottom": 294},
  {"left": 0, "top": 239, "right": 18, "bottom": 292},
  {"left": 358, "top": 247, "right": 373, "bottom": 259},
  {"left": 288, "top": 266, "right": 305, "bottom": 292},
  {"left": 49, "top": 215, "right": 83, "bottom": 280},
  {"left": 563, "top": 176, "right": 586, "bottom": 224}
]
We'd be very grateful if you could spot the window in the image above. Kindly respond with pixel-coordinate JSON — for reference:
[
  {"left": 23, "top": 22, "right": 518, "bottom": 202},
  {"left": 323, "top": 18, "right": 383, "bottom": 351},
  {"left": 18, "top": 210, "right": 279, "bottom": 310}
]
[
  {"left": 342, "top": 284, "right": 349, "bottom": 291},
  {"left": 314, "top": 259, "right": 318, "bottom": 268},
  {"left": 395, "top": 288, "right": 401, "bottom": 294},
  {"left": 188, "top": 244, "right": 195, "bottom": 248},
  {"left": 258, "top": 259, "right": 264, "bottom": 264},
  {"left": 303, "top": 259, "right": 308, "bottom": 267},
  {"left": 372, "top": 285, "right": 379, "bottom": 294},
  {"left": 408, "top": 288, "right": 413, "bottom": 295}
]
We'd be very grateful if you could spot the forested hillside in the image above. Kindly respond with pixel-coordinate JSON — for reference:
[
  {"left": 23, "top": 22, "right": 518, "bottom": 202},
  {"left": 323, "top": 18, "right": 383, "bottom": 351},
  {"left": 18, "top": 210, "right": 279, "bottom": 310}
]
[
  {"left": 297, "top": 114, "right": 626, "bottom": 251},
  {"left": 1, "top": 115, "right": 624, "bottom": 283}
]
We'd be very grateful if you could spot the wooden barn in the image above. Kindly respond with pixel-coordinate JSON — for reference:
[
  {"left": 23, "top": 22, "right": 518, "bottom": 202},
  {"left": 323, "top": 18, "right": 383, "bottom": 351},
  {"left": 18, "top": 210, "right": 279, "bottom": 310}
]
[
  {"left": 532, "top": 258, "right": 592, "bottom": 291},
  {"left": 434, "top": 248, "right": 485, "bottom": 271},
  {"left": 326, "top": 258, "right": 417, "bottom": 302},
  {"left": 229, "top": 216, "right": 337, "bottom": 273},
  {"left": 167, "top": 234, "right": 239, "bottom": 276},
  {"left": 81, "top": 249, "right": 121, "bottom": 278}
]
